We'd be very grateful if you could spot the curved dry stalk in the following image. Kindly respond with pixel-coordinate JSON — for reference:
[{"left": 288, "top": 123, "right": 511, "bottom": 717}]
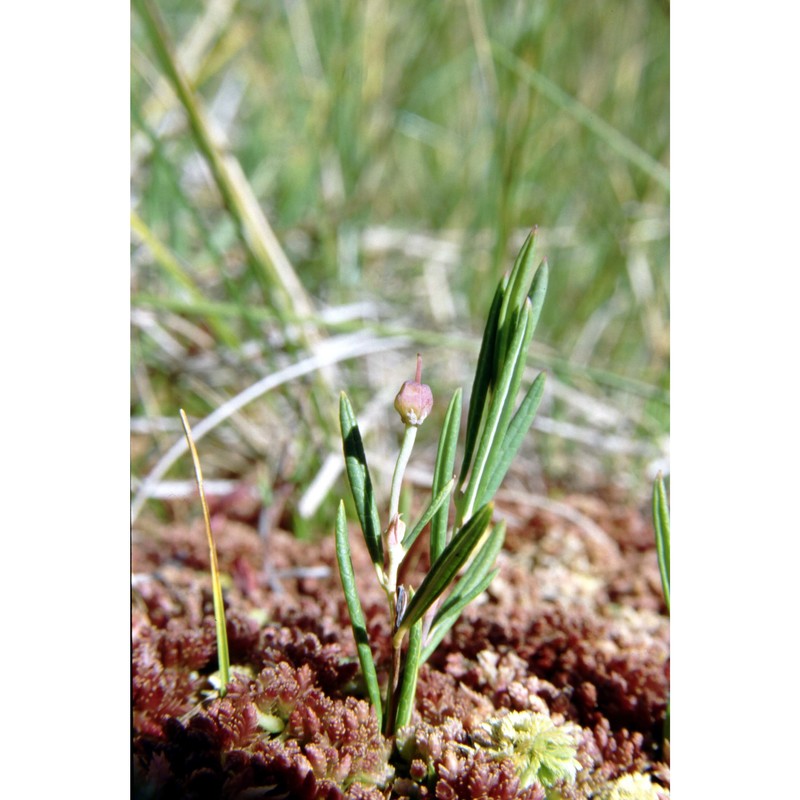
[
  {"left": 179, "top": 409, "right": 230, "bottom": 696},
  {"left": 131, "top": 333, "right": 409, "bottom": 522}
]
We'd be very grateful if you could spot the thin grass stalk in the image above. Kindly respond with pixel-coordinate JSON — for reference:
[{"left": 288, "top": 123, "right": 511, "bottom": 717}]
[
  {"left": 131, "top": 210, "right": 239, "bottom": 349},
  {"left": 132, "top": 292, "right": 668, "bottom": 403},
  {"left": 131, "top": 334, "right": 407, "bottom": 522},
  {"left": 133, "top": 0, "right": 316, "bottom": 324},
  {"left": 492, "top": 44, "right": 670, "bottom": 191},
  {"left": 179, "top": 409, "right": 230, "bottom": 696},
  {"left": 134, "top": 0, "right": 342, "bottom": 442}
]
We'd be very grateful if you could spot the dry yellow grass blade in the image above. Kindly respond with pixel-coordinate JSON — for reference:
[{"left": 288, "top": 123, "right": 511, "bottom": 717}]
[{"left": 179, "top": 408, "right": 231, "bottom": 697}]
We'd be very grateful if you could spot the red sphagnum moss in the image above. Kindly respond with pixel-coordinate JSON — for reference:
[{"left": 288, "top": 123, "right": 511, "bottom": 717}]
[{"left": 132, "top": 484, "right": 669, "bottom": 799}]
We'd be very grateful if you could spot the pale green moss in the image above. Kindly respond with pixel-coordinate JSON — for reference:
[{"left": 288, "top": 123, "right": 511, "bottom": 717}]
[
  {"left": 475, "top": 710, "right": 580, "bottom": 789},
  {"left": 595, "top": 772, "right": 666, "bottom": 799}
]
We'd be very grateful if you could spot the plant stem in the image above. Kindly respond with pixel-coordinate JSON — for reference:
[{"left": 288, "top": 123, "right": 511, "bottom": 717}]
[
  {"left": 389, "top": 425, "right": 417, "bottom": 523},
  {"left": 383, "top": 632, "right": 404, "bottom": 736},
  {"left": 383, "top": 424, "right": 417, "bottom": 596}
]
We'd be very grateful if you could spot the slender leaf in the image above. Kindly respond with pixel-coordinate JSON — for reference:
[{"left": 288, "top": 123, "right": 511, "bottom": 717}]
[
  {"left": 179, "top": 410, "right": 230, "bottom": 696},
  {"left": 477, "top": 303, "right": 534, "bottom": 498},
  {"left": 339, "top": 392, "right": 384, "bottom": 567},
  {"left": 397, "top": 502, "right": 494, "bottom": 636},
  {"left": 334, "top": 502, "right": 383, "bottom": 726},
  {"left": 421, "top": 569, "right": 499, "bottom": 663},
  {"left": 527, "top": 258, "right": 549, "bottom": 336},
  {"left": 653, "top": 473, "right": 670, "bottom": 612},
  {"left": 459, "top": 306, "right": 530, "bottom": 520},
  {"left": 393, "top": 617, "right": 423, "bottom": 731},
  {"left": 422, "top": 521, "right": 506, "bottom": 662},
  {"left": 459, "top": 278, "right": 506, "bottom": 488},
  {"left": 402, "top": 478, "right": 455, "bottom": 551},
  {"left": 421, "top": 521, "right": 505, "bottom": 661},
  {"left": 477, "top": 371, "right": 547, "bottom": 508},
  {"left": 430, "top": 389, "right": 462, "bottom": 561},
  {"left": 495, "top": 229, "right": 537, "bottom": 365},
  {"left": 446, "top": 520, "right": 506, "bottom": 604}
]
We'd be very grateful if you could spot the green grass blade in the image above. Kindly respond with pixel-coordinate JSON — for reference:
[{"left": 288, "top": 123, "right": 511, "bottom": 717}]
[
  {"left": 130, "top": 211, "right": 240, "bottom": 349},
  {"left": 459, "top": 278, "right": 506, "bottom": 488},
  {"left": 402, "top": 478, "right": 455, "bottom": 552},
  {"left": 393, "top": 617, "right": 423, "bottom": 732},
  {"left": 334, "top": 502, "right": 383, "bottom": 727},
  {"left": 492, "top": 43, "right": 670, "bottom": 191},
  {"left": 653, "top": 473, "right": 670, "bottom": 612},
  {"left": 397, "top": 502, "right": 494, "bottom": 636},
  {"left": 430, "top": 389, "right": 462, "bottom": 561},
  {"left": 477, "top": 371, "right": 546, "bottom": 508},
  {"left": 339, "top": 392, "right": 384, "bottom": 567},
  {"left": 179, "top": 409, "right": 230, "bottom": 696},
  {"left": 132, "top": 0, "right": 317, "bottom": 322}
]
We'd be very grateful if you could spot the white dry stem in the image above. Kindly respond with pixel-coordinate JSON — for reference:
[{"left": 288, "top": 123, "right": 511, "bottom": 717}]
[{"left": 131, "top": 332, "right": 409, "bottom": 522}]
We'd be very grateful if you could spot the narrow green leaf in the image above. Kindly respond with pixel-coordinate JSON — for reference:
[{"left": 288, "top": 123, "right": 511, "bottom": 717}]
[
  {"left": 459, "top": 278, "right": 506, "bottom": 488},
  {"left": 495, "top": 229, "right": 537, "bottom": 366},
  {"left": 334, "top": 502, "right": 383, "bottom": 727},
  {"left": 423, "top": 521, "right": 505, "bottom": 660},
  {"left": 339, "top": 392, "right": 384, "bottom": 567},
  {"left": 477, "top": 303, "right": 535, "bottom": 498},
  {"left": 653, "top": 473, "right": 670, "bottom": 612},
  {"left": 393, "top": 617, "right": 423, "bottom": 731},
  {"left": 477, "top": 371, "right": 546, "bottom": 508},
  {"left": 527, "top": 258, "right": 549, "bottom": 336},
  {"left": 447, "top": 520, "right": 506, "bottom": 604},
  {"left": 397, "top": 502, "right": 494, "bottom": 636},
  {"left": 430, "top": 389, "right": 462, "bottom": 561},
  {"left": 459, "top": 306, "right": 530, "bottom": 521},
  {"left": 402, "top": 478, "right": 455, "bottom": 551},
  {"left": 421, "top": 569, "right": 499, "bottom": 663}
]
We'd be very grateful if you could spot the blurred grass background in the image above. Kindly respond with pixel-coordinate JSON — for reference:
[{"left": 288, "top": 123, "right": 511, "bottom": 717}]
[{"left": 131, "top": 0, "right": 669, "bottom": 530}]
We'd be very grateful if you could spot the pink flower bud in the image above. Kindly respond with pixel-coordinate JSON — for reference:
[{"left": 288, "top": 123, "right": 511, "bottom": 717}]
[{"left": 394, "top": 354, "right": 433, "bottom": 427}]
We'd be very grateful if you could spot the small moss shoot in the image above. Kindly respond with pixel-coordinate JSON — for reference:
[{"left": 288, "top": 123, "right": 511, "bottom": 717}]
[{"left": 475, "top": 710, "right": 580, "bottom": 790}]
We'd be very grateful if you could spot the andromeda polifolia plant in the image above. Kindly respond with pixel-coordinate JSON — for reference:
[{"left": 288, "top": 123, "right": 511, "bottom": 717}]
[{"left": 336, "top": 229, "right": 548, "bottom": 736}]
